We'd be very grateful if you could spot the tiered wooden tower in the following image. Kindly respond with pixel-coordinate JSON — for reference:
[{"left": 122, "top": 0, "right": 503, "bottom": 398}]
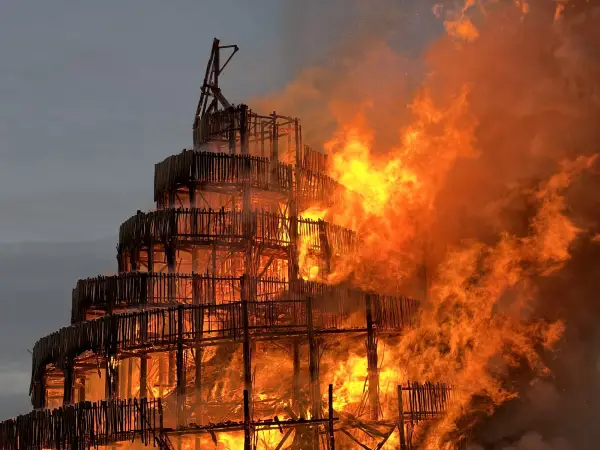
[{"left": 0, "top": 39, "right": 457, "bottom": 450}]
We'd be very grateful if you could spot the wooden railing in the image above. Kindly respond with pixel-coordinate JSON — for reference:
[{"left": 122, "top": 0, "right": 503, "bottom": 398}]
[
  {"left": 300, "top": 145, "right": 328, "bottom": 173},
  {"left": 153, "top": 149, "right": 348, "bottom": 208},
  {"left": 0, "top": 398, "right": 163, "bottom": 450},
  {"left": 399, "top": 381, "right": 454, "bottom": 424},
  {"left": 117, "top": 209, "right": 358, "bottom": 255},
  {"left": 71, "top": 274, "right": 419, "bottom": 326},
  {"left": 35, "top": 294, "right": 419, "bottom": 394},
  {"left": 154, "top": 150, "right": 294, "bottom": 203}
]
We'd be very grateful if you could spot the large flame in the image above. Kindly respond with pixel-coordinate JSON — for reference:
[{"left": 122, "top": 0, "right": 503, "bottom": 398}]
[{"left": 287, "top": 1, "right": 598, "bottom": 446}]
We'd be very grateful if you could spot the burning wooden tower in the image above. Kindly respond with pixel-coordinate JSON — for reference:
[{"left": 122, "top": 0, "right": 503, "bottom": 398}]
[{"left": 0, "top": 39, "right": 457, "bottom": 449}]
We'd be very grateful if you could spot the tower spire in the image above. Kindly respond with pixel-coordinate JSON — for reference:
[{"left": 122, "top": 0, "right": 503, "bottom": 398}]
[{"left": 193, "top": 38, "right": 239, "bottom": 148}]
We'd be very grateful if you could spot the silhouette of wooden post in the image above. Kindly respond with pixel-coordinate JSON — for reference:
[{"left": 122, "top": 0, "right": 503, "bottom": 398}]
[
  {"left": 366, "top": 294, "right": 379, "bottom": 421},
  {"left": 328, "top": 384, "right": 335, "bottom": 450},
  {"left": 243, "top": 389, "right": 251, "bottom": 450},
  {"left": 398, "top": 384, "right": 407, "bottom": 450}
]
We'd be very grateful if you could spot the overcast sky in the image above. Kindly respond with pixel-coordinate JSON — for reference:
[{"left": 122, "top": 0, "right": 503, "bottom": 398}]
[{"left": 0, "top": 0, "right": 439, "bottom": 418}]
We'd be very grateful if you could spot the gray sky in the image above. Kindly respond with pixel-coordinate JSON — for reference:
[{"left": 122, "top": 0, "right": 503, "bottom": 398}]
[{"left": 0, "top": 0, "right": 439, "bottom": 418}]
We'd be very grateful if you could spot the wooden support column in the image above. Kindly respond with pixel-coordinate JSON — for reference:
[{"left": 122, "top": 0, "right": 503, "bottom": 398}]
[
  {"left": 193, "top": 274, "right": 204, "bottom": 429},
  {"left": 228, "top": 108, "right": 236, "bottom": 154},
  {"left": 117, "top": 251, "right": 125, "bottom": 273},
  {"left": 243, "top": 389, "right": 252, "bottom": 450},
  {"left": 269, "top": 112, "right": 279, "bottom": 189},
  {"left": 105, "top": 355, "right": 119, "bottom": 400},
  {"left": 62, "top": 357, "right": 75, "bottom": 405},
  {"left": 169, "top": 351, "right": 176, "bottom": 389},
  {"left": 240, "top": 137, "right": 255, "bottom": 409},
  {"left": 328, "top": 384, "right": 335, "bottom": 450},
  {"left": 307, "top": 296, "right": 321, "bottom": 420},
  {"left": 147, "top": 241, "right": 154, "bottom": 272},
  {"left": 240, "top": 104, "right": 249, "bottom": 155},
  {"left": 366, "top": 294, "right": 379, "bottom": 421},
  {"left": 139, "top": 310, "right": 148, "bottom": 399},
  {"left": 294, "top": 118, "right": 301, "bottom": 165},
  {"left": 158, "top": 353, "right": 166, "bottom": 399},
  {"left": 77, "top": 376, "right": 86, "bottom": 403},
  {"left": 292, "top": 338, "right": 301, "bottom": 414},
  {"left": 260, "top": 122, "right": 265, "bottom": 157},
  {"left": 127, "top": 358, "right": 133, "bottom": 398},
  {"left": 270, "top": 112, "right": 279, "bottom": 162},
  {"left": 33, "top": 366, "right": 47, "bottom": 409},
  {"left": 241, "top": 275, "right": 253, "bottom": 411},
  {"left": 119, "top": 359, "right": 127, "bottom": 397},
  {"left": 398, "top": 385, "right": 407, "bottom": 450},
  {"left": 130, "top": 247, "right": 138, "bottom": 272},
  {"left": 105, "top": 305, "right": 119, "bottom": 400},
  {"left": 189, "top": 183, "right": 197, "bottom": 209},
  {"left": 140, "top": 355, "right": 147, "bottom": 398},
  {"left": 166, "top": 243, "right": 176, "bottom": 301},
  {"left": 318, "top": 220, "right": 332, "bottom": 276},
  {"left": 288, "top": 199, "right": 299, "bottom": 282},
  {"left": 194, "top": 343, "right": 203, "bottom": 420},
  {"left": 176, "top": 305, "right": 186, "bottom": 426}
]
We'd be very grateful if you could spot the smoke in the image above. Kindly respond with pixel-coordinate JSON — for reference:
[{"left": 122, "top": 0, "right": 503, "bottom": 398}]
[
  {"left": 254, "top": 0, "right": 600, "bottom": 448},
  {"left": 469, "top": 431, "right": 572, "bottom": 450}
]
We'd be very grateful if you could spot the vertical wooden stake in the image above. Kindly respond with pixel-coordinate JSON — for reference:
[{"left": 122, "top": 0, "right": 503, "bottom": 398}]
[
  {"left": 328, "top": 384, "right": 335, "bottom": 450},
  {"left": 366, "top": 294, "right": 379, "bottom": 421},
  {"left": 176, "top": 305, "right": 185, "bottom": 427},
  {"left": 140, "top": 355, "right": 147, "bottom": 398},
  {"left": 292, "top": 339, "right": 301, "bottom": 414},
  {"left": 398, "top": 385, "right": 407, "bottom": 450},
  {"left": 307, "top": 297, "right": 321, "bottom": 420},
  {"left": 244, "top": 389, "right": 251, "bottom": 450}
]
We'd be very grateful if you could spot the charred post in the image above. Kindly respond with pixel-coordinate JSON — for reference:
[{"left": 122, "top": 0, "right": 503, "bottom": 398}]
[
  {"left": 307, "top": 296, "right": 321, "bottom": 419},
  {"left": 366, "top": 294, "right": 379, "bottom": 421},
  {"left": 176, "top": 305, "right": 186, "bottom": 426}
]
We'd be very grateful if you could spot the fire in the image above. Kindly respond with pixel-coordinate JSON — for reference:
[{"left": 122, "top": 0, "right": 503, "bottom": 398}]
[
  {"left": 329, "top": 352, "right": 369, "bottom": 411},
  {"left": 307, "top": 86, "right": 477, "bottom": 290},
  {"left": 433, "top": 0, "right": 480, "bottom": 42},
  {"left": 284, "top": 2, "right": 599, "bottom": 445},
  {"left": 298, "top": 207, "right": 327, "bottom": 281},
  {"left": 326, "top": 345, "right": 404, "bottom": 415},
  {"left": 327, "top": 121, "right": 421, "bottom": 217}
]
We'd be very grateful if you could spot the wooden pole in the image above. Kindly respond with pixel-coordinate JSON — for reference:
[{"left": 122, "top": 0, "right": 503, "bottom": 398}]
[
  {"left": 328, "top": 384, "right": 335, "bottom": 450},
  {"left": 62, "top": 358, "right": 74, "bottom": 405},
  {"left": 127, "top": 358, "right": 133, "bottom": 398},
  {"left": 294, "top": 118, "right": 301, "bottom": 166},
  {"left": 140, "top": 355, "right": 147, "bottom": 398},
  {"left": 366, "top": 294, "right": 379, "bottom": 421},
  {"left": 241, "top": 276, "right": 253, "bottom": 408},
  {"left": 77, "top": 376, "right": 85, "bottom": 403},
  {"left": 270, "top": 112, "right": 279, "bottom": 162},
  {"left": 292, "top": 339, "right": 301, "bottom": 414},
  {"left": 240, "top": 105, "right": 249, "bottom": 155},
  {"left": 307, "top": 297, "right": 321, "bottom": 420},
  {"left": 398, "top": 385, "right": 406, "bottom": 450},
  {"left": 244, "top": 389, "right": 252, "bottom": 450},
  {"left": 167, "top": 244, "right": 176, "bottom": 302},
  {"left": 106, "top": 356, "right": 119, "bottom": 400},
  {"left": 158, "top": 354, "right": 165, "bottom": 399},
  {"left": 176, "top": 305, "right": 185, "bottom": 427}
]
